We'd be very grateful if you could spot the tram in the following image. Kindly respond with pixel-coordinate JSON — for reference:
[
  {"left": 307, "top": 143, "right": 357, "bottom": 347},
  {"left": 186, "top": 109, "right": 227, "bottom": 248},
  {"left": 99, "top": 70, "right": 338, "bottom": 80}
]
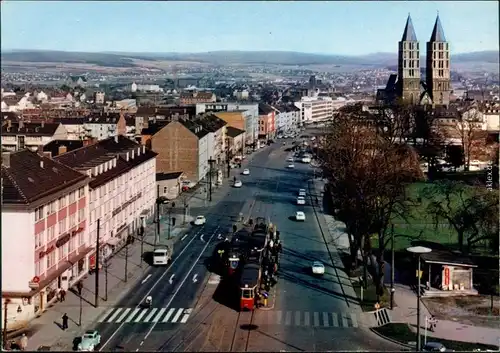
[
  {"left": 239, "top": 262, "right": 261, "bottom": 311},
  {"left": 227, "top": 247, "right": 240, "bottom": 276}
]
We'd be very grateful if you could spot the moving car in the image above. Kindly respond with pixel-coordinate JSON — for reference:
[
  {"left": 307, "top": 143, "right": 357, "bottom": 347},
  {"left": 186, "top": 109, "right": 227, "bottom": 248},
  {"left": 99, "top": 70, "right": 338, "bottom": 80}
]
[
  {"left": 287, "top": 157, "right": 294, "bottom": 162},
  {"left": 423, "top": 342, "right": 447, "bottom": 352},
  {"left": 311, "top": 261, "right": 325, "bottom": 275},
  {"left": 297, "top": 196, "right": 306, "bottom": 205},
  {"left": 302, "top": 157, "right": 311, "bottom": 163},
  {"left": 295, "top": 211, "right": 306, "bottom": 221},
  {"left": 298, "top": 189, "right": 306, "bottom": 197},
  {"left": 194, "top": 215, "right": 206, "bottom": 226},
  {"left": 287, "top": 163, "right": 295, "bottom": 169},
  {"left": 153, "top": 248, "right": 171, "bottom": 266},
  {"left": 234, "top": 180, "right": 243, "bottom": 188},
  {"left": 78, "top": 330, "right": 101, "bottom": 351},
  {"left": 242, "top": 169, "right": 250, "bottom": 175}
]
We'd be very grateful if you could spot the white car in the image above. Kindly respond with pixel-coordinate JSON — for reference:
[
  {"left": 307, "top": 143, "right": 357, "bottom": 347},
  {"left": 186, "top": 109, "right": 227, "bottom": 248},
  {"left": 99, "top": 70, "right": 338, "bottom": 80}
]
[
  {"left": 287, "top": 157, "right": 294, "bottom": 162},
  {"left": 295, "top": 211, "right": 306, "bottom": 221},
  {"left": 312, "top": 261, "right": 325, "bottom": 275},
  {"left": 234, "top": 180, "right": 242, "bottom": 188},
  {"left": 298, "top": 189, "right": 306, "bottom": 197},
  {"left": 287, "top": 163, "right": 295, "bottom": 169},
  {"left": 297, "top": 196, "right": 306, "bottom": 205},
  {"left": 194, "top": 215, "right": 206, "bottom": 226},
  {"left": 78, "top": 330, "right": 101, "bottom": 351},
  {"left": 242, "top": 169, "right": 250, "bottom": 175},
  {"left": 302, "top": 157, "right": 311, "bottom": 163}
]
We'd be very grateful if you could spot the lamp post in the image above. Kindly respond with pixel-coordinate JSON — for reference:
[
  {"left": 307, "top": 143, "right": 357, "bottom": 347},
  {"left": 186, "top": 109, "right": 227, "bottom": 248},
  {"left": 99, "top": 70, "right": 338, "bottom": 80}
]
[
  {"left": 407, "top": 246, "right": 432, "bottom": 352},
  {"left": 138, "top": 216, "right": 145, "bottom": 266},
  {"left": 208, "top": 158, "right": 216, "bottom": 202},
  {"left": 155, "top": 195, "right": 169, "bottom": 247}
]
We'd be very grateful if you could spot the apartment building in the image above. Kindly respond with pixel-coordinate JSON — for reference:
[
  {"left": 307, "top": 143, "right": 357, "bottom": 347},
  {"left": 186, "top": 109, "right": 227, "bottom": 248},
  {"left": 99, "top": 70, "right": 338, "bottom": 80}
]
[
  {"left": 1, "top": 121, "right": 68, "bottom": 152},
  {"left": 258, "top": 103, "right": 276, "bottom": 140},
  {"left": 274, "top": 104, "right": 301, "bottom": 133},
  {"left": 55, "top": 136, "right": 158, "bottom": 262},
  {"left": 179, "top": 91, "right": 216, "bottom": 105},
  {"left": 53, "top": 117, "right": 87, "bottom": 140},
  {"left": 1, "top": 150, "right": 90, "bottom": 330},
  {"left": 294, "top": 96, "right": 334, "bottom": 124},
  {"left": 83, "top": 113, "right": 127, "bottom": 140}
]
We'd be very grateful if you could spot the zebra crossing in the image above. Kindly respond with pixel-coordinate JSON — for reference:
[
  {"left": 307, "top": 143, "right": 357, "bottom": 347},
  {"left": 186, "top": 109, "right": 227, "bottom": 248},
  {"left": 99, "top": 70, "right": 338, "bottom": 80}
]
[
  {"left": 253, "top": 310, "right": 360, "bottom": 328},
  {"left": 97, "top": 307, "right": 192, "bottom": 324}
]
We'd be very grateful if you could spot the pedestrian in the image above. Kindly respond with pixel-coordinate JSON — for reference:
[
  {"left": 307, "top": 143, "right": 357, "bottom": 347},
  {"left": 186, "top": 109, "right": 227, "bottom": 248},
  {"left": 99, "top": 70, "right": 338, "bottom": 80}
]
[
  {"left": 19, "top": 333, "right": 28, "bottom": 351},
  {"left": 77, "top": 281, "right": 83, "bottom": 296},
  {"left": 60, "top": 289, "right": 66, "bottom": 302},
  {"left": 57, "top": 288, "right": 62, "bottom": 302},
  {"left": 62, "top": 313, "right": 69, "bottom": 330}
]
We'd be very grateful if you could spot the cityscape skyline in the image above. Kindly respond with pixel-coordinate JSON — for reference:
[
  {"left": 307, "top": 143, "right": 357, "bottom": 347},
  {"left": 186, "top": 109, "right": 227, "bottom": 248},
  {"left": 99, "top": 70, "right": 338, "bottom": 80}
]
[{"left": 1, "top": 1, "right": 498, "bottom": 55}]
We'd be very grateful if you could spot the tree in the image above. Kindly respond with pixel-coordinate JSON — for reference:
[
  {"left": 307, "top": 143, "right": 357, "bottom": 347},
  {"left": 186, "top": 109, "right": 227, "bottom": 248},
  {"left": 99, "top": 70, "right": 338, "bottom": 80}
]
[
  {"left": 413, "top": 107, "right": 446, "bottom": 174},
  {"left": 445, "top": 145, "right": 465, "bottom": 171},
  {"left": 420, "top": 180, "right": 499, "bottom": 253}
]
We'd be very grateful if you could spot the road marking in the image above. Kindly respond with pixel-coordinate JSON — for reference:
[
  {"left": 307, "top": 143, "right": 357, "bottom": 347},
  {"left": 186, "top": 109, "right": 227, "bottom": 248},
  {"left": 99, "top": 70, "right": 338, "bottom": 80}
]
[
  {"left": 322, "top": 312, "right": 330, "bottom": 327},
  {"left": 143, "top": 227, "right": 219, "bottom": 340},
  {"left": 125, "top": 308, "right": 140, "bottom": 323},
  {"left": 116, "top": 308, "right": 131, "bottom": 323},
  {"left": 169, "top": 274, "right": 175, "bottom": 284},
  {"left": 143, "top": 308, "right": 158, "bottom": 323},
  {"left": 99, "top": 227, "right": 204, "bottom": 351},
  {"left": 208, "top": 274, "right": 220, "bottom": 285},
  {"left": 276, "top": 310, "right": 282, "bottom": 325},
  {"left": 97, "top": 308, "right": 114, "bottom": 323},
  {"left": 350, "top": 313, "right": 359, "bottom": 328},
  {"left": 200, "top": 234, "right": 205, "bottom": 242},
  {"left": 192, "top": 274, "right": 198, "bottom": 283},
  {"left": 181, "top": 233, "right": 188, "bottom": 241},
  {"left": 180, "top": 308, "right": 192, "bottom": 323},
  {"left": 107, "top": 308, "right": 123, "bottom": 323},
  {"left": 341, "top": 312, "right": 349, "bottom": 327},
  {"left": 285, "top": 311, "right": 292, "bottom": 326},
  {"left": 134, "top": 309, "right": 149, "bottom": 322},
  {"left": 171, "top": 308, "right": 184, "bottom": 323},
  {"left": 294, "top": 311, "right": 301, "bottom": 326},
  {"left": 139, "top": 341, "right": 143, "bottom": 346},
  {"left": 331, "top": 313, "right": 338, "bottom": 327},
  {"left": 141, "top": 274, "right": 152, "bottom": 284},
  {"left": 304, "top": 312, "right": 310, "bottom": 326},
  {"left": 152, "top": 308, "right": 166, "bottom": 323},
  {"left": 313, "top": 312, "right": 319, "bottom": 327},
  {"left": 162, "top": 308, "right": 176, "bottom": 323}
]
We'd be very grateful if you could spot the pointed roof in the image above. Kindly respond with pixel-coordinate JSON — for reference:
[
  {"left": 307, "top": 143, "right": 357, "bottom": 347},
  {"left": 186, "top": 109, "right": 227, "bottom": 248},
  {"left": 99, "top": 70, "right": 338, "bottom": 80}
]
[
  {"left": 401, "top": 14, "right": 418, "bottom": 42},
  {"left": 430, "top": 15, "right": 446, "bottom": 42}
]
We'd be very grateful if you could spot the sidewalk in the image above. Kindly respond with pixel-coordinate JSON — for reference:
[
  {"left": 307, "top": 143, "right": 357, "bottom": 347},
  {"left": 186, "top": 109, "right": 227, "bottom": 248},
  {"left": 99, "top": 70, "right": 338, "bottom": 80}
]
[
  {"left": 22, "top": 181, "right": 232, "bottom": 351},
  {"left": 392, "top": 284, "right": 500, "bottom": 347},
  {"left": 308, "top": 178, "right": 361, "bottom": 313}
]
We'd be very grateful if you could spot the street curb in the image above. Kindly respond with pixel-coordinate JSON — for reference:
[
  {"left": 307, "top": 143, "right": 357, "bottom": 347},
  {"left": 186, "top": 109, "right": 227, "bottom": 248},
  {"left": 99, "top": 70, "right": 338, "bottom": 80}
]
[{"left": 369, "top": 326, "right": 415, "bottom": 349}]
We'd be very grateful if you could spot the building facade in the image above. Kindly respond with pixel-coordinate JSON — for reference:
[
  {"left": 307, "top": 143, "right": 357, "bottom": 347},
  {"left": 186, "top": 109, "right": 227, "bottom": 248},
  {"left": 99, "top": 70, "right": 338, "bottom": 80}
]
[
  {"left": 294, "top": 96, "right": 333, "bottom": 124},
  {"left": 397, "top": 15, "right": 421, "bottom": 104},
  {"left": 179, "top": 91, "right": 216, "bottom": 105},
  {"left": 274, "top": 105, "right": 301, "bottom": 133},
  {"left": 2, "top": 150, "right": 90, "bottom": 331},
  {"left": 83, "top": 113, "right": 127, "bottom": 140},
  {"left": 426, "top": 15, "right": 451, "bottom": 106},
  {"left": 258, "top": 103, "right": 276, "bottom": 140},
  {"left": 1, "top": 121, "right": 68, "bottom": 152}
]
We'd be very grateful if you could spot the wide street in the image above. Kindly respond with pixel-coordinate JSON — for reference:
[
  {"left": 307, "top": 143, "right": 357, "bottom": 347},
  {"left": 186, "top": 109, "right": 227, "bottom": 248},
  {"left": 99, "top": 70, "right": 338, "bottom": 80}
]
[{"left": 90, "top": 135, "right": 401, "bottom": 352}]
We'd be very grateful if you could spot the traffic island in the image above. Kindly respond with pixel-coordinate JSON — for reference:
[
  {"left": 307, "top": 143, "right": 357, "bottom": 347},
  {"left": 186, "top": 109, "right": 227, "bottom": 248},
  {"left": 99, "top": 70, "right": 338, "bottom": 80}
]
[{"left": 372, "top": 323, "right": 499, "bottom": 351}]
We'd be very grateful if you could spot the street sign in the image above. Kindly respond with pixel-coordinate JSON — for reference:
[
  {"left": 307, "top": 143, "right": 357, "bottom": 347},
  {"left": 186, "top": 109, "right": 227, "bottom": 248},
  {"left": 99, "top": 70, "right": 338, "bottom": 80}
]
[{"left": 374, "top": 302, "right": 380, "bottom": 310}]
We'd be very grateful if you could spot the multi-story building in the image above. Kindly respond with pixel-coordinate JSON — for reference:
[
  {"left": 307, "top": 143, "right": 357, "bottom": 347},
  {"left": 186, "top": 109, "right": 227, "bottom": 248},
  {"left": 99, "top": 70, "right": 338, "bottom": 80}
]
[
  {"left": 53, "top": 117, "right": 87, "bottom": 140},
  {"left": 426, "top": 15, "right": 451, "bottom": 106},
  {"left": 54, "top": 136, "right": 157, "bottom": 261},
  {"left": 226, "top": 126, "right": 246, "bottom": 156},
  {"left": 179, "top": 91, "right": 216, "bottom": 105},
  {"left": 94, "top": 91, "right": 105, "bottom": 105},
  {"left": 258, "top": 103, "right": 276, "bottom": 140},
  {"left": 294, "top": 96, "right": 334, "bottom": 124},
  {"left": 1, "top": 121, "right": 68, "bottom": 152},
  {"left": 199, "top": 114, "right": 227, "bottom": 165},
  {"left": 273, "top": 104, "right": 301, "bottom": 133},
  {"left": 1, "top": 150, "right": 90, "bottom": 330},
  {"left": 83, "top": 113, "right": 127, "bottom": 140}
]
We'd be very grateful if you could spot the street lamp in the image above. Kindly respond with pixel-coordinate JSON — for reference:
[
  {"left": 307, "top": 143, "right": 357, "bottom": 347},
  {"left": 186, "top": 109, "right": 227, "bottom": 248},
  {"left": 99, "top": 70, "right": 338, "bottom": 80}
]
[
  {"left": 138, "top": 216, "right": 145, "bottom": 266},
  {"left": 406, "top": 246, "right": 432, "bottom": 352},
  {"left": 155, "top": 195, "right": 169, "bottom": 247}
]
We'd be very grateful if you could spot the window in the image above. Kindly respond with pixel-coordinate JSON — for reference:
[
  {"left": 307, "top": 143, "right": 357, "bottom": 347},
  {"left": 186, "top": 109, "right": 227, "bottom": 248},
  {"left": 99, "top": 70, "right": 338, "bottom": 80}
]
[
  {"left": 99, "top": 187, "right": 103, "bottom": 198},
  {"left": 79, "top": 231, "right": 85, "bottom": 246},
  {"left": 68, "top": 236, "right": 75, "bottom": 253},
  {"left": 78, "top": 208, "right": 85, "bottom": 222},
  {"left": 59, "top": 196, "right": 66, "bottom": 209},
  {"left": 48, "top": 202, "right": 56, "bottom": 214},
  {"left": 47, "top": 225, "right": 55, "bottom": 241},
  {"left": 90, "top": 210, "right": 95, "bottom": 224},
  {"left": 69, "top": 191, "right": 76, "bottom": 204},
  {"left": 59, "top": 218, "right": 67, "bottom": 234},
  {"left": 78, "top": 187, "right": 85, "bottom": 198},
  {"left": 69, "top": 214, "right": 76, "bottom": 228},
  {"left": 35, "top": 231, "right": 44, "bottom": 249},
  {"left": 35, "top": 207, "right": 44, "bottom": 222},
  {"left": 35, "top": 261, "right": 43, "bottom": 276},
  {"left": 46, "top": 250, "right": 56, "bottom": 269},
  {"left": 163, "top": 186, "right": 167, "bottom": 194}
]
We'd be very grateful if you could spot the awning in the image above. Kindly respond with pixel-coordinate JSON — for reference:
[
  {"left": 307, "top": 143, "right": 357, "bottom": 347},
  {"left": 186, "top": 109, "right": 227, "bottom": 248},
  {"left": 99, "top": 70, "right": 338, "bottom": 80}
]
[{"left": 106, "top": 237, "right": 121, "bottom": 247}]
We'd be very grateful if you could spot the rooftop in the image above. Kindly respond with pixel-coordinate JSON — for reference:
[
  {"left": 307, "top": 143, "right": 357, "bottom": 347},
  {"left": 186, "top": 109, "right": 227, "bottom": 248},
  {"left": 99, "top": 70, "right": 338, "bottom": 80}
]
[
  {"left": 1, "top": 121, "right": 61, "bottom": 136},
  {"left": 226, "top": 126, "right": 245, "bottom": 138}
]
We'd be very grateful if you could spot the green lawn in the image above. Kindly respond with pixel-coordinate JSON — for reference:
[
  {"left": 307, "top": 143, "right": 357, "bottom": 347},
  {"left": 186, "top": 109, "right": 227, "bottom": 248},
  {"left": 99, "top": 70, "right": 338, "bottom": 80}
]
[
  {"left": 373, "top": 323, "right": 499, "bottom": 351},
  {"left": 352, "top": 278, "right": 391, "bottom": 312},
  {"left": 371, "top": 182, "right": 471, "bottom": 251}
]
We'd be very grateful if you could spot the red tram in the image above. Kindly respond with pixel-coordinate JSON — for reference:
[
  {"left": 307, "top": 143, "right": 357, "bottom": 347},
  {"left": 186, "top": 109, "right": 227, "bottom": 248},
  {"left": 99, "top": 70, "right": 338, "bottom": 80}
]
[{"left": 239, "top": 263, "right": 261, "bottom": 311}]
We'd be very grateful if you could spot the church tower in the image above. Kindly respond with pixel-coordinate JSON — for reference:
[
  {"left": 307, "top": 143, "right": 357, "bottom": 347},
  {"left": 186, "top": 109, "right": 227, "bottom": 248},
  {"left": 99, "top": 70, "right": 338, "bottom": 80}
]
[
  {"left": 397, "top": 14, "right": 421, "bottom": 105},
  {"left": 426, "top": 14, "right": 451, "bottom": 106}
]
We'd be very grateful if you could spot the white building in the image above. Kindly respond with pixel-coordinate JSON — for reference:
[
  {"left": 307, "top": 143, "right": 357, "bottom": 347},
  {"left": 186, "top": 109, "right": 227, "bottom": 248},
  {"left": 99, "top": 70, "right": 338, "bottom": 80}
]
[
  {"left": 1, "top": 121, "right": 68, "bottom": 152},
  {"left": 55, "top": 136, "right": 158, "bottom": 260},
  {"left": 131, "top": 82, "right": 162, "bottom": 93},
  {"left": 53, "top": 118, "right": 87, "bottom": 140},
  {"left": 234, "top": 90, "right": 249, "bottom": 100},
  {"left": 83, "top": 113, "right": 126, "bottom": 141},
  {"left": 273, "top": 105, "right": 301, "bottom": 133},
  {"left": 294, "top": 96, "right": 334, "bottom": 124},
  {"left": 1, "top": 150, "right": 90, "bottom": 330},
  {"left": 35, "top": 91, "right": 49, "bottom": 102}
]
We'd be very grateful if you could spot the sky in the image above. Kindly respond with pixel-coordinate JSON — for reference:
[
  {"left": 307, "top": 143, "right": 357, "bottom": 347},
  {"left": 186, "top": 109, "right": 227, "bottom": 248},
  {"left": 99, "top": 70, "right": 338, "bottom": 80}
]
[{"left": 1, "top": 1, "right": 498, "bottom": 55}]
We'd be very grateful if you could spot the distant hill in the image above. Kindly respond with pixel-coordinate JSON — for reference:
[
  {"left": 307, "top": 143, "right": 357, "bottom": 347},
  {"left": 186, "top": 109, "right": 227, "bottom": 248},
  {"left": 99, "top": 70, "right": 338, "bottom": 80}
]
[{"left": 1, "top": 49, "right": 498, "bottom": 67}]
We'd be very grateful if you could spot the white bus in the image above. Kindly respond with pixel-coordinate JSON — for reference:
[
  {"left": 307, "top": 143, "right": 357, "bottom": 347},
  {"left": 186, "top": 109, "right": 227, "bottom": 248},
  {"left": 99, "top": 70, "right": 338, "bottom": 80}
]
[{"left": 153, "top": 248, "right": 171, "bottom": 266}]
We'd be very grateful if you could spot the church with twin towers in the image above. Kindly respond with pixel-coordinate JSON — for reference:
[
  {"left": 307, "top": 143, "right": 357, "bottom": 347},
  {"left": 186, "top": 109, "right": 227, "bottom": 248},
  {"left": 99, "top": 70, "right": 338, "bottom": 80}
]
[{"left": 377, "top": 14, "right": 451, "bottom": 107}]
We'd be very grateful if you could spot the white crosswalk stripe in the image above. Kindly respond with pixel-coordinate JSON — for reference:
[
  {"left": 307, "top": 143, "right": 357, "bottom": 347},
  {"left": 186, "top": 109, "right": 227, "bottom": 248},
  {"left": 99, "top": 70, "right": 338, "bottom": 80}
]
[
  {"left": 97, "top": 307, "right": 193, "bottom": 324},
  {"left": 254, "top": 310, "right": 362, "bottom": 328}
]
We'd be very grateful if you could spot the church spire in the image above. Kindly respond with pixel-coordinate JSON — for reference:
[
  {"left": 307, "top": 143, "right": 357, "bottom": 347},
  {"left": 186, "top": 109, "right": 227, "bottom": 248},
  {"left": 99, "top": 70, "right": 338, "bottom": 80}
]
[
  {"left": 401, "top": 14, "right": 418, "bottom": 42},
  {"left": 429, "top": 14, "right": 446, "bottom": 42}
]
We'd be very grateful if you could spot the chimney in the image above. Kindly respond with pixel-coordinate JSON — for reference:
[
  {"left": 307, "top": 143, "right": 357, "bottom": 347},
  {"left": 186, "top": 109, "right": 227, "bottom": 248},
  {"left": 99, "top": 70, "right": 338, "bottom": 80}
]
[
  {"left": 2, "top": 152, "right": 11, "bottom": 168},
  {"left": 18, "top": 120, "right": 24, "bottom": 130},
  {"left": 7, "top": 120, "right": 12, "bottom": 129},
  {"left": 40, "top": 160, "right": 44, "bottom": 169},
  {"left": 58, "top": 145, "right": 67, "bottom": 155},
  {"left": 41, "top": 121, "right": 45, "bottom": 128},
  {"left": 114, "top": 135, "right": 119, "bottom": 143},
  {"left": 37, "top": 144, "right": 44, "bottom": 156}
]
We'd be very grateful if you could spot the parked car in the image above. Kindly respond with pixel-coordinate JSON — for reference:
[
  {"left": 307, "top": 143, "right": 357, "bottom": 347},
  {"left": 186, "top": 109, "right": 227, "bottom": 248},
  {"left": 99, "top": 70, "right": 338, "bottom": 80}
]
[
  {"left": 311, "top": 261, "right": 325, "bottom": 275},
  {"left": 194, "top": 215, "right": 206, "bottom": 226},
  {"left": 298, "top": 189, "right": 306, "bottom": 197},
  {"left": 287, "top": 163, "right": 295, "bottom": 169},
  {"left": 295, "top": 211, "right": 306, "bottom": 221},
  {"left": 423, "top": 342, "right": 447, "bottom": 352},
  {"left": 234, "top": 180, "right": 243, "bottom": 188},
  {"left": 78, "top": 330, "right": 101, "bottom": 351},
  {"left": 182, "top": 180, "right": 196, "bottom": 191},
  {"left": 297, "top": 196, "right": 306, "bottom": 205},
  {"left": 242, "top": 169, "right": 250, "bottom": 175}
]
